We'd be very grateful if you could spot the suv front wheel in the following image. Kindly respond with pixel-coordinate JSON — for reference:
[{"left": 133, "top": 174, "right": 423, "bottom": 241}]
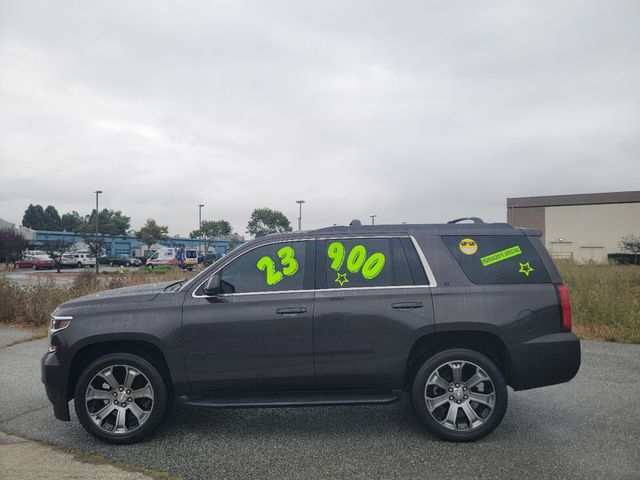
[
  {"left": 74, "top": 353, "right": 168, "bottom": 444},
  {"left": 412, "top": 348, "right": 507, "bottom": 442}
]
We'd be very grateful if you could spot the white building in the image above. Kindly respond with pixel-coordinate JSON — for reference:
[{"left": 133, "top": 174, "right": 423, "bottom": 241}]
[{"left": 507, "top": 191, "right": 640, "bottom": 263}]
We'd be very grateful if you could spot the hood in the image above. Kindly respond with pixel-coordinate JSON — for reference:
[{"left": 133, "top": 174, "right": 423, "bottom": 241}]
[{"left": 58, "top": 280, "right": 181, "bottom": 311}]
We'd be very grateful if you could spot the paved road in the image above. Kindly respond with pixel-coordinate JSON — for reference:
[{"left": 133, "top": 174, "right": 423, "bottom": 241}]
[{"left": 1, "top": 334, "right": 638, "bottom": 479}]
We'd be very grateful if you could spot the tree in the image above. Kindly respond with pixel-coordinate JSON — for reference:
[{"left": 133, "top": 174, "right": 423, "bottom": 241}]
[
  {"left": 61, "top": 211, "right": 84, "bottom": 232},
  {"left": 43, "top": 206, "right": 62, "bottom": 231},
  {"left": 0, "top": 229, "right": 28, "bottom": 264},
  {"left": 79, "top": 209, "right": 131, "bottom": 236},
  {"left": 246, "top": 208, "right": 292, "bottom": 237},
  {"left": 22, "top": 204, "right": 46, "bottom": 230},
  {"left": 136, "top": 219, "right": 169, "bottom": 249},
  {"left": 189, "top": 220, "right": 233, "bottom": 239},
  {"left": 41, "top": 239, "right": 73, "bottom": 257},
  {"left": 619, "top": 234, "right": 640, "bottom": 265}
]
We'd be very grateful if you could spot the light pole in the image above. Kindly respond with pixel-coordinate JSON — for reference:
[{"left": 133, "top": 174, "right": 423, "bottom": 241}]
[
  {"left": 197, "top": 204, "right": 205, "bottom": 261},
  {"left": 370, "top": 214, "right": 377, "bottom": 225},
  {"left": 94, "top": 190, "right": 102, "bottom": 273},
  {"left": 296, "top": 200, "right": 305, "bottom": 231}
]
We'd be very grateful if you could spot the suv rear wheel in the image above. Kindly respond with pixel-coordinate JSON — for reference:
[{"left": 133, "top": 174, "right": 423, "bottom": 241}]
[
  {"left": 412, "top": 348, "right": 507, "bottom": 442},
  {"left": 74, "top": 353, "right": 168, "bottom": 444}
]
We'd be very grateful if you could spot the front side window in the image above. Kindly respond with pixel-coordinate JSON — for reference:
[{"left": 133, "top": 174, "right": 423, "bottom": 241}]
[
  {"left": 322, "top": 238, "right": 417, "bottom": 289},
  {"left": 219, "top": 241, "right": 310, "bottom": 294}
]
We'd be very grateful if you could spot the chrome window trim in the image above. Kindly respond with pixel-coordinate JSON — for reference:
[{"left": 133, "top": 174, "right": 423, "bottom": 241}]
[{"left": 191, "top": 234, "right": 438, "bottom": 298}]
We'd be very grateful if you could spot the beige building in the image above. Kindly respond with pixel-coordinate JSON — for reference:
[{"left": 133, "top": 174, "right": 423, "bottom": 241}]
[{"left": 507, "top": 191, "right": 640, "bottom": 263}]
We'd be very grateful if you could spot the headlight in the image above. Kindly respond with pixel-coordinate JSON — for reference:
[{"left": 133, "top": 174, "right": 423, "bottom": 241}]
[{"left": 49, "top": 315, "right": 72, "bottom": 352}]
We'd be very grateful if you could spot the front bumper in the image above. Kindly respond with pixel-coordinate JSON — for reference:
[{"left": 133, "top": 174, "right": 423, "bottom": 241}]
[
  {"left": 509, "top": 332, "right": 581, "bottom": 391},
  {"left": 41, "top": 351, "right": 71, "bottom": 421}
]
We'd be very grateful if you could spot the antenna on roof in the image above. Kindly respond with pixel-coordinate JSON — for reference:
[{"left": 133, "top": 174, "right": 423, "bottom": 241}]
[
  {"left": 349, "top": 219, "right": 362, "bottom": 226},
  {"left": 447, "top": 217, "right": 485, "bottom": 224}
]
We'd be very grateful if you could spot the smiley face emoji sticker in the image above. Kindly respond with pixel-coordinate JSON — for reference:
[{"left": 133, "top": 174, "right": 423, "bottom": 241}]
[{"left": 459, "top": 238, "right": 478, "bottom": 255}]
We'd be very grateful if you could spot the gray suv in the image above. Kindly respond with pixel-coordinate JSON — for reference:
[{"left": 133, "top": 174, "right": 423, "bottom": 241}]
[{"left": 42, "top": 218, "right": 580, "bottom": 444}]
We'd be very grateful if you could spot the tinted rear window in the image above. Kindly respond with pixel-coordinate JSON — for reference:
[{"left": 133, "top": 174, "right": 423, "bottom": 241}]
[{"left": 442, "top": 235, "right": 550, "bottom": 284}]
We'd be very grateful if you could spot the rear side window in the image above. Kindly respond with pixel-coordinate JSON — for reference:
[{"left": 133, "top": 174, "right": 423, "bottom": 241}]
[
  {"left": 442, "top": 235, "right": 550, "bottom": 284},
  {"left": 321, "top": 238, "right": 425, "bottom": 289}
]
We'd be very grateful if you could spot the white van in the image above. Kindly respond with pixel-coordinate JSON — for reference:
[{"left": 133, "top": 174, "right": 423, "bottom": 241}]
[
  {"left": 72, "top": 252, "right": 96, "bottom": 268},
  {"left": 146, "top": 247, "right": 177, "bottom": 267}
]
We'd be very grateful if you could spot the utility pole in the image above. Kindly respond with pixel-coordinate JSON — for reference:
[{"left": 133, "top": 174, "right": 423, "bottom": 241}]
[
  {"left": 370, "top": 214, "right": 377, "bottom": 225},
  {"left": 296, "top": 200, "right": 305, "bottom": 231},
  {"left": 197, "top": 204, "right": 205, "bottom": 261},
  {"left": 94, "top": 190, "right": 102, "bottom": 273}
]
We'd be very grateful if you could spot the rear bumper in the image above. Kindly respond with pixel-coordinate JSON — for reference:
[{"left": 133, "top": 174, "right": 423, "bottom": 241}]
[
  {"left": 41, "top": 351, "right": 71, "bottom": 421},
  {"left": 509, "top": 332, "right": 581, "bottom": 391}
]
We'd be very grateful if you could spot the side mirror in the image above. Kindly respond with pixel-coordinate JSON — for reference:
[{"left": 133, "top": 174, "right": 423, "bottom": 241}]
[{"left": 204, "top": 274, "right": 222, "bottom": 295}]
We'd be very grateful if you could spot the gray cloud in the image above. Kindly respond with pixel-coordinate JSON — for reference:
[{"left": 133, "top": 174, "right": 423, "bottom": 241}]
[{"left": 1, "top": 0, "right": 638, "bottom": 236}]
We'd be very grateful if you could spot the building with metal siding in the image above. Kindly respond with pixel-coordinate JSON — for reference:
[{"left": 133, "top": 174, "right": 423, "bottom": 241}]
[
  {"left": 21, "top": 228, "right": 238, "bottom": 257},
  {"left": 507, "top": 191, "right": 640, "bottom": 263}
]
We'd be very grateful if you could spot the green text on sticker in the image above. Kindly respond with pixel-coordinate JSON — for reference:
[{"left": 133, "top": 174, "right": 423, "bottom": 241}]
[{"left": 480, "top": 246, "right": 522, "bottom": 266}]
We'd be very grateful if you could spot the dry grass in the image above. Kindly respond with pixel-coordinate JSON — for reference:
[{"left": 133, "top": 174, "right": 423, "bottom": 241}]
[
  {"left": 0, "top": 267, "right": 194, "bottom": 327},
  {"left": 555, "top": 260, "right": 640, "bottom": 343}
]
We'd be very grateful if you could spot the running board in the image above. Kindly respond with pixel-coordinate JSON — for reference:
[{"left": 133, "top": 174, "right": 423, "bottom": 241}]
[{"left": 181, "top": 390, "right": 402, "bottom": 409}]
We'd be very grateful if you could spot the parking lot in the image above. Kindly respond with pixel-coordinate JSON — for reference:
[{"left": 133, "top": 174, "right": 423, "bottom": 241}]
[{"left": 0, "top": 332, "right": 638, "bottom": 480}]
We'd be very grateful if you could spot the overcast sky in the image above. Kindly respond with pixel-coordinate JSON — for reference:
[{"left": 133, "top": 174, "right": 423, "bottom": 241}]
[{"left": 1, "top": 1, "right": 638, "bottom": 237}]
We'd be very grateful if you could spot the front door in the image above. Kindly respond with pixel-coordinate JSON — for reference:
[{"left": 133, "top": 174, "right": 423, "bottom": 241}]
[{"left": 182, "top": 239, "right": 316, "bottom": 394}]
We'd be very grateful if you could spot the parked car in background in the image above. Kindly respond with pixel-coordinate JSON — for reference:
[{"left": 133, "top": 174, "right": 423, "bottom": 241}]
[
  {"left": 107, "top": 255, "right": 142, "bottom": 267},
  {"left": 56, "top": 253, "right": 78, "bottom": 269},
  {"left": 146, "top": 247, "right": 177, "bottom": 267},
  {"left": 16, "top": 255, "right": 55, "bottom": 270},
  {"left": 72, "top": 252, "right": 96, "bottom": 268}
]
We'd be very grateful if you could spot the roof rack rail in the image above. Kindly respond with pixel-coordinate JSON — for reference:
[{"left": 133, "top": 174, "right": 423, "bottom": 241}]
[{"left": 447, "top": 217, "right": 485, "bottom": 224}]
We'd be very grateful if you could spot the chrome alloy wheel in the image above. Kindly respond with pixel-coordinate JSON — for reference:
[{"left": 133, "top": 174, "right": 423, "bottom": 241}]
[
  {"left": 424, "top": 360, "right": 496, "bottom": 431},
  {"left": 84, "top": 364, "right": 154, "bottom": 435}
]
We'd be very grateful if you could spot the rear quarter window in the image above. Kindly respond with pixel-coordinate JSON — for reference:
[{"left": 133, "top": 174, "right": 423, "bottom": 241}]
[{"left": 442, "top": 235, "right": 550, "bottom": 284}]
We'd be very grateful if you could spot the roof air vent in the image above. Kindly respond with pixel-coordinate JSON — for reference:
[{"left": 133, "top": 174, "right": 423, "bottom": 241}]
[{"left": 349, "top": 219, "right": 362, "bottom": 226}]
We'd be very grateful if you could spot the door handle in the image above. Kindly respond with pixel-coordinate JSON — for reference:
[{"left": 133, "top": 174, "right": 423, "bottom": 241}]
[
  {"left": 391, "top": 302, "right": 423, "bottom": 310},
  {"left": 276, "top": 307, "right": 307, "bottom": 315}
]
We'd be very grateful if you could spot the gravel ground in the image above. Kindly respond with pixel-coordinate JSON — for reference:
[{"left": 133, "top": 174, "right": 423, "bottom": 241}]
[{"left": 1, "top": 333, "right": 638, "bottom": 480}]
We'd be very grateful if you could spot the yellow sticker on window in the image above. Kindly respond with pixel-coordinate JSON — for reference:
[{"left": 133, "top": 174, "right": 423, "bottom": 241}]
[{"left": 459, "top": 238, "right": 478, "bottom": 255}]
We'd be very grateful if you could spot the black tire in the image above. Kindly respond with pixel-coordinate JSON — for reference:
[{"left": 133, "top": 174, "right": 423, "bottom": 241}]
[
  {"left": 74, "top": 353, "right": 168, "bottom": 444},
  {"left": 109, "top": 262, "right": 114, "bottom": 267},
  {"left": 77, "top": 262, "right": 82, "bottom": 268},
  {"left": 412, "top": 348, "right": 507, "bottom": 442}
]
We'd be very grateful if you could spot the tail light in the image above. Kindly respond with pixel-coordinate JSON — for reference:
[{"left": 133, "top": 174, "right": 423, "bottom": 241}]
[{"left": 555, "top": 284, "right": 572, "bottom": 332}]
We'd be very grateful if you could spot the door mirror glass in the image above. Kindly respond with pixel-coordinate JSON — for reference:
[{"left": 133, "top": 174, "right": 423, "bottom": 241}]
[{"left": 204, "top": 274, "right": 222, "bottom": 295}]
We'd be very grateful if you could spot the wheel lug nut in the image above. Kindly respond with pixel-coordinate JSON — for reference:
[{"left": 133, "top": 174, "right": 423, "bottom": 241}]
[
  {"left": 114, "top": 401, "right": 118, "bottom": 405},
  {"left": 126, "top": 390, "right": 131, "bottom": 394},
  {"left": 119, "top": 387, "right": 124, "bottom": 392},
  {"left": 464, "top": 395, "right": 468, "bottom": 399},
  {"left": 455, "top": 384, "right": 460, "bottom": 387},
  {"left": 128, "top": 398, "right": 132, "bottom": 402},
  {"left": 463, "top": 387, "right": 467, "bottom": 391},
  {"left": 457, "top": 400, "right": 461, "bottom": 404},
  {"left": 448, "top": 388, "right": 453, "bottom": 392},
  {"left": 112, "top": 392, "right": 117, "bottom": 397},
  {"left": 449, "top": 396, "right": 454, "bottom": 400}
]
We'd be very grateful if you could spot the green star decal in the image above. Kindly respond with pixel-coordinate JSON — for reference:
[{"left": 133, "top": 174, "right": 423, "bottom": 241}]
[
  {"left": 519, "top": 262, "right": 534, "bottom": 276},
  {"left": 335, "top": 272, "right": 349, "bottom": 287}
]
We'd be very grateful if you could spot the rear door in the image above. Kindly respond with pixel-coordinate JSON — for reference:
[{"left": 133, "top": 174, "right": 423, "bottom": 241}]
[{"left": 313, "top": 236, "right": 435, "bottom": 390}]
